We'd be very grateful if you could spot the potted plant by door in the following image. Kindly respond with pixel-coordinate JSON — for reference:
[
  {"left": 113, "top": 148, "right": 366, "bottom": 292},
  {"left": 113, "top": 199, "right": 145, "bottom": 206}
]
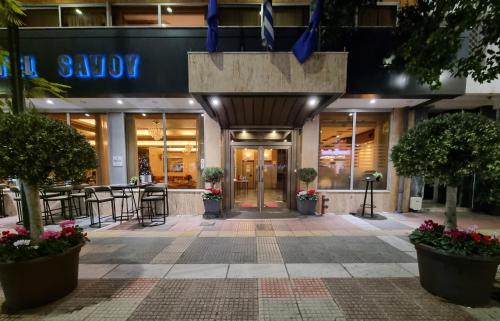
[
  {"left": 138, "top": 154, "right": 152, "bottom": 184},
  {"left": 409, "top": 220, "right": 500, "bottom": 306},
  {"left": 0, "top": 110, "right": 97, "bottom": 311},
  {"left": 296, "top": 168, "right": 318, "bottom": 215},
  {"left": 201, "top": 167, "right": 224, "bottom": 217}
]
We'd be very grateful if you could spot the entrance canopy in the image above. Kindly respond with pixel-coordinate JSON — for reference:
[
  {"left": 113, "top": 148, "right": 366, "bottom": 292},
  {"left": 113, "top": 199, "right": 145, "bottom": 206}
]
[{"left": 188, "top": 52, "right": 347, "bottom": 129}]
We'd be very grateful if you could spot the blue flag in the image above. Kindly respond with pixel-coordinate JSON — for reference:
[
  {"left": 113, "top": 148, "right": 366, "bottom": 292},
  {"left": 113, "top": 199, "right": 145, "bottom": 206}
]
[
  {"left": 292, "top": 0, "right": 322, "bottom": 63},
  {"left": 206, "top": 0, "right": 218, "bottom": 53}
]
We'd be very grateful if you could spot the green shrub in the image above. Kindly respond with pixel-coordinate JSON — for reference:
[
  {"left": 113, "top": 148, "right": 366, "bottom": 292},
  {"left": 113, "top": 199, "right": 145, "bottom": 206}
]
[
  {"left": 298, "top": 168, "right": 318, "bottom": 189},
  {"left": 202, "top": 167, "right": 224, "bottom": 188}
]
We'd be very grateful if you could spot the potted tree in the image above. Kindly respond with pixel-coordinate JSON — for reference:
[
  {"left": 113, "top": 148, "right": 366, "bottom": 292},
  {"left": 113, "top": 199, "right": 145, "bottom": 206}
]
[
  {"left": 138, "top": 154, "right": 152, "bottom": 184},
  {"left": 0, "top": 110, "right": 97, "bottom": 311},
  {"left": 201, "top": 167, "right": 224, "bottom": 217},
  {"left": 391, "top": 112, "right": 500, "bottom": 305},
  {"left": 296, "top": 168, "right": 318, "bottom": 215}
]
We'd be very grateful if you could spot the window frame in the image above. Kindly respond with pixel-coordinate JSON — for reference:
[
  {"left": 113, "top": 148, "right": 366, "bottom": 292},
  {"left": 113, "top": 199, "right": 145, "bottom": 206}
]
[
  {"left": 59, "top": 4, "right": 108, "bottom": 28},
  {"left": 356, "top": 2, "right": 400, "bottom": 28},
  {"left": 317, "top": 111, "right": 392, "bottom": 192}
]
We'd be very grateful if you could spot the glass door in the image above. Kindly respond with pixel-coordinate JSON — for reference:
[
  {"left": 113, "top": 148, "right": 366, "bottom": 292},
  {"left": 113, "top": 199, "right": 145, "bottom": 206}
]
[{"left": 233, "top": 146, "right": 289, "bottom": 212}]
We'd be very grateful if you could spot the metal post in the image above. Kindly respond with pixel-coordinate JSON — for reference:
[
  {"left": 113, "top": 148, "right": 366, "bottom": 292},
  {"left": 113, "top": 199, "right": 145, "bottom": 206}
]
[{"left": 7, "top": 26, "right": 25, "bottom": 114}]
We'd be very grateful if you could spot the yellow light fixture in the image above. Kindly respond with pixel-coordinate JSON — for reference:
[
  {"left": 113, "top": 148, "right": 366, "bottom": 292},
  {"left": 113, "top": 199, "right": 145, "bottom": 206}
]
[{"left": 149, "top": 120, "right": 163, "bottom": 141}]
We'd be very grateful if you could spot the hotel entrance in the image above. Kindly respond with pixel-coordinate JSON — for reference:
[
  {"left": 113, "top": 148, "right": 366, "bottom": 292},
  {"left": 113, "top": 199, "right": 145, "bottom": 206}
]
[{"left": 229, "top": 131, "right": 292, "bottom": 212}]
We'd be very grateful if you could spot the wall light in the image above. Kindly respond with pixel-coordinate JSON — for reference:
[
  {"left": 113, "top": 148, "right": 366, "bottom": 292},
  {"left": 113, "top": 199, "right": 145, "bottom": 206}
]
[
  {"left": 307, "top": 97, "right": 318, "bottom": 107},
  {"left": 369, "top": 98, "right": 377, "bottom": 104},
  {"left": 142, "top": 113, "right": 147, "bottom": 117},
  {"left": 116, "top": 99, "right": 123, "bottom": 105},
  {"left": 211, "top": 97, "right": 220, "bottom": 106},
  {"left": 46, "top": 99, "right": 54, "bottom": 105}
]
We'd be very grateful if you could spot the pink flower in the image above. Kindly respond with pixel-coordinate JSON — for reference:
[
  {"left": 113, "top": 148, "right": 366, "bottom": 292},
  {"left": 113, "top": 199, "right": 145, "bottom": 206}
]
[
  {"left": 59, "top": 220, "right": 76, "bottom": 229},
  {"left": 41, "top": 230, "right": 61, "bottom": 240},
  {"left": 15, "top": 226, "right": 30, "bottom": 236}
]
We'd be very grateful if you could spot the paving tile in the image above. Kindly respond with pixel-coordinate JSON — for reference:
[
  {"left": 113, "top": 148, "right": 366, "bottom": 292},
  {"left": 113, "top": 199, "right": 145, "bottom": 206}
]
[
  {"left": 43, "top": 297, "right": 102, "bottom": 321},
  {"left": 377, "top": 235, "right": 415, "bottom": 252},
  {"left": 258, "top": 298, "right": 301, "bottom": 321},
  {"left": 258, "top": 279, "right": 294, "bottom": 298},
  {"left": 290, "top": 279, "right": 331, "bottom": 298},
  {"left": 177, "top": 237, "right": 257, "bottom": 264},
  {"left": 296, "top": 297, "right": 344, "bottom": 321},
  {"left": 103, "top": 264, "right": 172, "bottom": 279},
  {"left": 227, "top": 264, "right": 288, "bottom": 278},
  {"left": 78, "top": 264, "right": 118, "bottom": 279},
  {"left": 257, "top": 237, "right": 283, "bottom": 264},
  {"left": 165, "top": 264, "right": 228, "bottom": 279},
  {"left": 286, "top": 263, "right": 351, "bottom": 278},
  {"left": 342, "top": 263, "right": 414, "bottom": 278},
  {"left": 398, "top": 263, "right": 419, "bottom": 276},
  {"left": 83, "top": 298, "right": 143, "bottom": 321}
]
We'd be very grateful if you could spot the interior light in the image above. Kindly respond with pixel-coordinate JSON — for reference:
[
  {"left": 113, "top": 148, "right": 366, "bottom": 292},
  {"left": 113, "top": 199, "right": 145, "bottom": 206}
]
[
  {"left": 188, "top": 99, "right": 194, "bottom": 105},
  {"left": 85, "top": 113, "right": 90, "bottom": 117},
  {"left": 166, "top": 7, "right": 173, "bottom": 13},
  {"left": 75, "top": 9, "right": 83, "bottom": 15},
  {"left": 369, "top": 98, "right": 377, "bottom": 104},
  {"left": 211, "top": 97, "right": 220, "bottom": 106},
  {"left": 142, "top": 113, "right": 147, "bottom": 117},
  {"left": 117, "top": 99, "right": 123, "bottom": 105},
  {"left": 348, "top": 113, "right": 353, "bottom": 117},
  {"left": 46, "top": 99, "right": 54, "bottom": 105},
  {"left": 272, "top": 130, "right": 276, "bottom": 134},
  {"left": 242, "top": 130, "right": 247, "bottom": 134},
  {"left": 283, "top": 139, "right": 287, "bottom": 142},
  {"left": 307, "top": 97, "right": 318, "bottom": 107}
]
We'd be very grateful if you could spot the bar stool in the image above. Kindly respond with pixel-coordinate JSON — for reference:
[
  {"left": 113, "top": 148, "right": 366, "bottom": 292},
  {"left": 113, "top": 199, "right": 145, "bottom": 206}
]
[
  {"left": 10, "top": 187, "right": 23, "bottom": 225},
  {"left": 85, "top": 186, "right": 116, "bottom": 228},
  {"left": 110, "top": 185, "right": 135, "bottom": 222},
  {"left": 139, "top": 185, "right": 168, "bottom": 227},
  {"left": 41, "top": 186, "right": 75, "bottom": 220},
  {"left": 71, "top": 184, "right": 89, "bottom": 218}
]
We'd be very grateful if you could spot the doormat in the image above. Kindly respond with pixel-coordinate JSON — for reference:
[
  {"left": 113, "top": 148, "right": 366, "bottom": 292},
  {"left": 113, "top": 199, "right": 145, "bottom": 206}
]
[{"left": 238, "top": 202, "right": 257, "bottom": 207}]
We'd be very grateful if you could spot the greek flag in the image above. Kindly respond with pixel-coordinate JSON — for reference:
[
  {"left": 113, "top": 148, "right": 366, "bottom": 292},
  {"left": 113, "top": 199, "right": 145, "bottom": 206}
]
[
  {"left": 261, "top": 0, "right": 274, "bottom": 50},
  {"left": 206, "top": 0, "right": 218, "bottom": 53},
  {"left": 292, "top": 0, "right": 322, "bottom": 63}
]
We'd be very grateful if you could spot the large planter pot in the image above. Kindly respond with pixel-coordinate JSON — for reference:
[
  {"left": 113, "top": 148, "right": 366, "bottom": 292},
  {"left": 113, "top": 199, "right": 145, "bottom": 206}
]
[
  {"left": 0, "top": 243, "right": 84, "bottom": 312},
  {"left": 296, "top": 198, "right": 317, "bottom": 215},
  {"left": 415, "top": 243, "right": 500, "bottom": 306},
  {"left": 203, "top": 199, "right": 221, "bottom": 217},
  {"left": 140, "top": 174, "right": 152, "bottom": 184}
]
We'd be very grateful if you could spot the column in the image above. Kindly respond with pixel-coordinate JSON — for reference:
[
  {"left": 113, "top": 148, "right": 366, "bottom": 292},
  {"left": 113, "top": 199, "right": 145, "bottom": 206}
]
[{"left": 107, "top": 112, "right": 128, "bottom": 185}]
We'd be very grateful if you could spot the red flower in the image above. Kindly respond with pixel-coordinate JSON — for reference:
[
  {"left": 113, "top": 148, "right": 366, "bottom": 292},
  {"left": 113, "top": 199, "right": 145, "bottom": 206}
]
[
  {"left": 470, "top": 232, "right": 481, "bottom": 242},
  {"left": 307, "top": 189, "right": 316, "bottom": 194}
]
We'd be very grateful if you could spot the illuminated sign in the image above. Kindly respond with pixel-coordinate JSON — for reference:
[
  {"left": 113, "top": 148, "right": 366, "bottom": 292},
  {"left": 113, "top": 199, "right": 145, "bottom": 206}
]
[{"left": 0, "top": 53, "right": 140, "bottom": 80}]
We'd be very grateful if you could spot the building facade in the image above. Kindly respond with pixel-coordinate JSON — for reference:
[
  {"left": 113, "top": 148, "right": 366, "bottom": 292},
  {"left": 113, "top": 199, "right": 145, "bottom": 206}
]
[{"left": 1, "top": 0, "right": 498, "bottom": 215}]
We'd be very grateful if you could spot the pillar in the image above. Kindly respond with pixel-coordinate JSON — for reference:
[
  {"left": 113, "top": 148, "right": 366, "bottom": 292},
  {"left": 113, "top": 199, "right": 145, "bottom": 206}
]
[{"left": 107, "top": 112, "right": 128, "bottom": 184}]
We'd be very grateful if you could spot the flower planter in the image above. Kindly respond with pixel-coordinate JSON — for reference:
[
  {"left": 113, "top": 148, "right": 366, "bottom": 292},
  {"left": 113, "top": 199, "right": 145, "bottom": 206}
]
[
  {"left": 296, "top": 198, "right": 317, "bottom": 215},
  {"left": 203, "top": 199, "right": 221, "bottom": 217},
  {"left": 415, "top": 243, "right": 500, "bottom": 306},
  {"left": 140, "top": 175, "right": 152, "bottom": 184},
  {"left": 0, "top": 243, "right": 84, "bottom": 312}
]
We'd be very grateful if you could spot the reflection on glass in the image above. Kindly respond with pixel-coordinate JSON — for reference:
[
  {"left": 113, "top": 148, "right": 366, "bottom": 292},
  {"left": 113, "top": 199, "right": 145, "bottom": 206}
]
[
  {"left": 219, "top": 7, "right": 260, "bottom": 26},
  {"left": 161, "top": 6, "right": 206, "bottom": 26},
  {"left": 61, "top": 7, "right": 107, "bottom": 27},
  {"left": 274, "top": 6, "right": 309, "bottom": 26},
  {"left": 263, "top": 149, "right": 288, "bottom": 208},
  {"left": 46, "top": 113, "right": 67, "bottom": 123},
  {"left": 353, "top": 113, "right": 390, "bottom": 189},
  {"left": 234, "top": 148, "right": 258, "bottom": 208},
  {"left": 318, "top": 113, "right": 353, "bottom": 189},
  {"left": 69, "top": 113, "right": 109, "bottom": 185},
  {"left": 23, "top": 8, "right": 59, "bottom": 27},
  {"left": 112, "top": 6, "right": 158, "bottom": 26}
]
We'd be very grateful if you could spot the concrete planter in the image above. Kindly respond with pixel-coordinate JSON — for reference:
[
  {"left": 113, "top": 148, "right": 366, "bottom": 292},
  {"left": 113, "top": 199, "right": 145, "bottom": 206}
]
[
  {"left": 415, "top": 243, "right": 500, "bottom": 306},
  {"left": 296, "top": 198, "right": 317, "bottom": 215},
  {"left": 203, "top": 199, "right": 221, "bottom": 217},
  {"left": 0, "top": 243, "right": 83, "bottom": 312}
]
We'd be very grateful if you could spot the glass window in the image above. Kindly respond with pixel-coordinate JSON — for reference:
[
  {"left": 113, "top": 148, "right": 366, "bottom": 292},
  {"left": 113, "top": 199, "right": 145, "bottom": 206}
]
[
  {"left": 353, "top": 113, "right": 390, "bottom": 189},
  {"left": 23, "top": 8, "right": 59, "bottom": 27},
  {"left": 318, "top": 113, "right": 353, "bottom": 190},
  {"left": 161, "top": 6, "right": 206, "bottom": 27},
  {"left": 61, "top": 7, "right": 107, "bottom": 27},
  {"left": 358, "top": 5, "right": 397, "bottom": 27},
  {"left": 166, "top": 114, "right": 201, "bottom": 189},
  {"left": 219, "top": 7, "right": 260, "bottom": 26},
  {"left": 274, "top": 6, "right": 309, "bottom": 26},
  {"left": 69, "top": 113, "right": 109, "bottom": 185},
  {"left": 319, "top": 112, "right": 390, "bottom": 190},
  {"left": 112, "top": 5, "right": 158, "bottom": 26}
]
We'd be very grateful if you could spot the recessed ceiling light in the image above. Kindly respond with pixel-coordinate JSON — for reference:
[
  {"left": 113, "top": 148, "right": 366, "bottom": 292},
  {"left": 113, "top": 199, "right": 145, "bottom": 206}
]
[
  {"left": 116, "top": 99, "right": 123, "bottom": 105},
  {"left": 369, "top": 98, "right": 377, "bottom": 104},
  {"left": 75, "top": 9, "right": 83, "bottom": 15},
  {"left": 283, "top": 139, "right": 288, "bottom": 142},
  {"left": 166, "top": 7, "right": 173, "bottom": 13},
  {"left": 188, "top": 99, "right": 194, "bottom": 105},
  {"left": 211, "top": 97, "right": 220, "bottom": 106},
  {"left": 201, "top": 113, "right": 205, "bottom": 117},
  {"left": 307, "top": 97, "right": 318, "bottom": 107},
  {"left": 142, "top": 113, "right": 147, "bottom": 117},
  {"left": 84, "top": 113, "right": 90, "bottom": 117},
  {"left": 272, "top": 130, "right": 276, "bottom": 134},
  {"left": 46, "top": 99, "right": 54, "bottom": 105},
  {"left": 242, "top": 130, "right": 247, "bottom": 134},
  {"left": 348, "top": 113, "right": 353, "bottom": 116}
]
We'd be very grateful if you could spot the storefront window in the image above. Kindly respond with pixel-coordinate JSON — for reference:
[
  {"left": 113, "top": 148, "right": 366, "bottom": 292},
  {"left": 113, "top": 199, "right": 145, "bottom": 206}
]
[
  {"left": 112, "top": 5, "right": 159, "bottom": 26},
  {"left": 274, "top": 6, "right": 309, "bottom": 26},
  {"left": 161, "top": 6, "right": 206, "bottom": 27},
  {"left": 319, "top": 112, "right": 390, "bottom": 190},
  {"left": 358, "top": 5, "right": 397, "bottom": 27},
  {"left": 353, "top": 113, "right": 390, "bottom": 189},
  {"left": 61, "top": 7, "right": 107, "bottom": 27},
  {"left": 219, "top": 7, "right": 260, "bottom": 26},
  {"left": 126, "top": 113, "right": 202, "bottom": 189},
  {"left": 318, "top": 113, "right": 353, "bottom": 190},
  {"left": 23, "top": 8, "right": 59, "bottom": 27},
  {"left": 69, "top": 113, "right": 109, "bottom": 185}
]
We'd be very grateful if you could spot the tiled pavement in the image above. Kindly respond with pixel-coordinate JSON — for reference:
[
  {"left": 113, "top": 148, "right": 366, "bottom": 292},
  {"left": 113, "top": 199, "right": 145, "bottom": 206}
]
[{"left": 1, "top": 212, "right": 500, "bottom": 320}]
